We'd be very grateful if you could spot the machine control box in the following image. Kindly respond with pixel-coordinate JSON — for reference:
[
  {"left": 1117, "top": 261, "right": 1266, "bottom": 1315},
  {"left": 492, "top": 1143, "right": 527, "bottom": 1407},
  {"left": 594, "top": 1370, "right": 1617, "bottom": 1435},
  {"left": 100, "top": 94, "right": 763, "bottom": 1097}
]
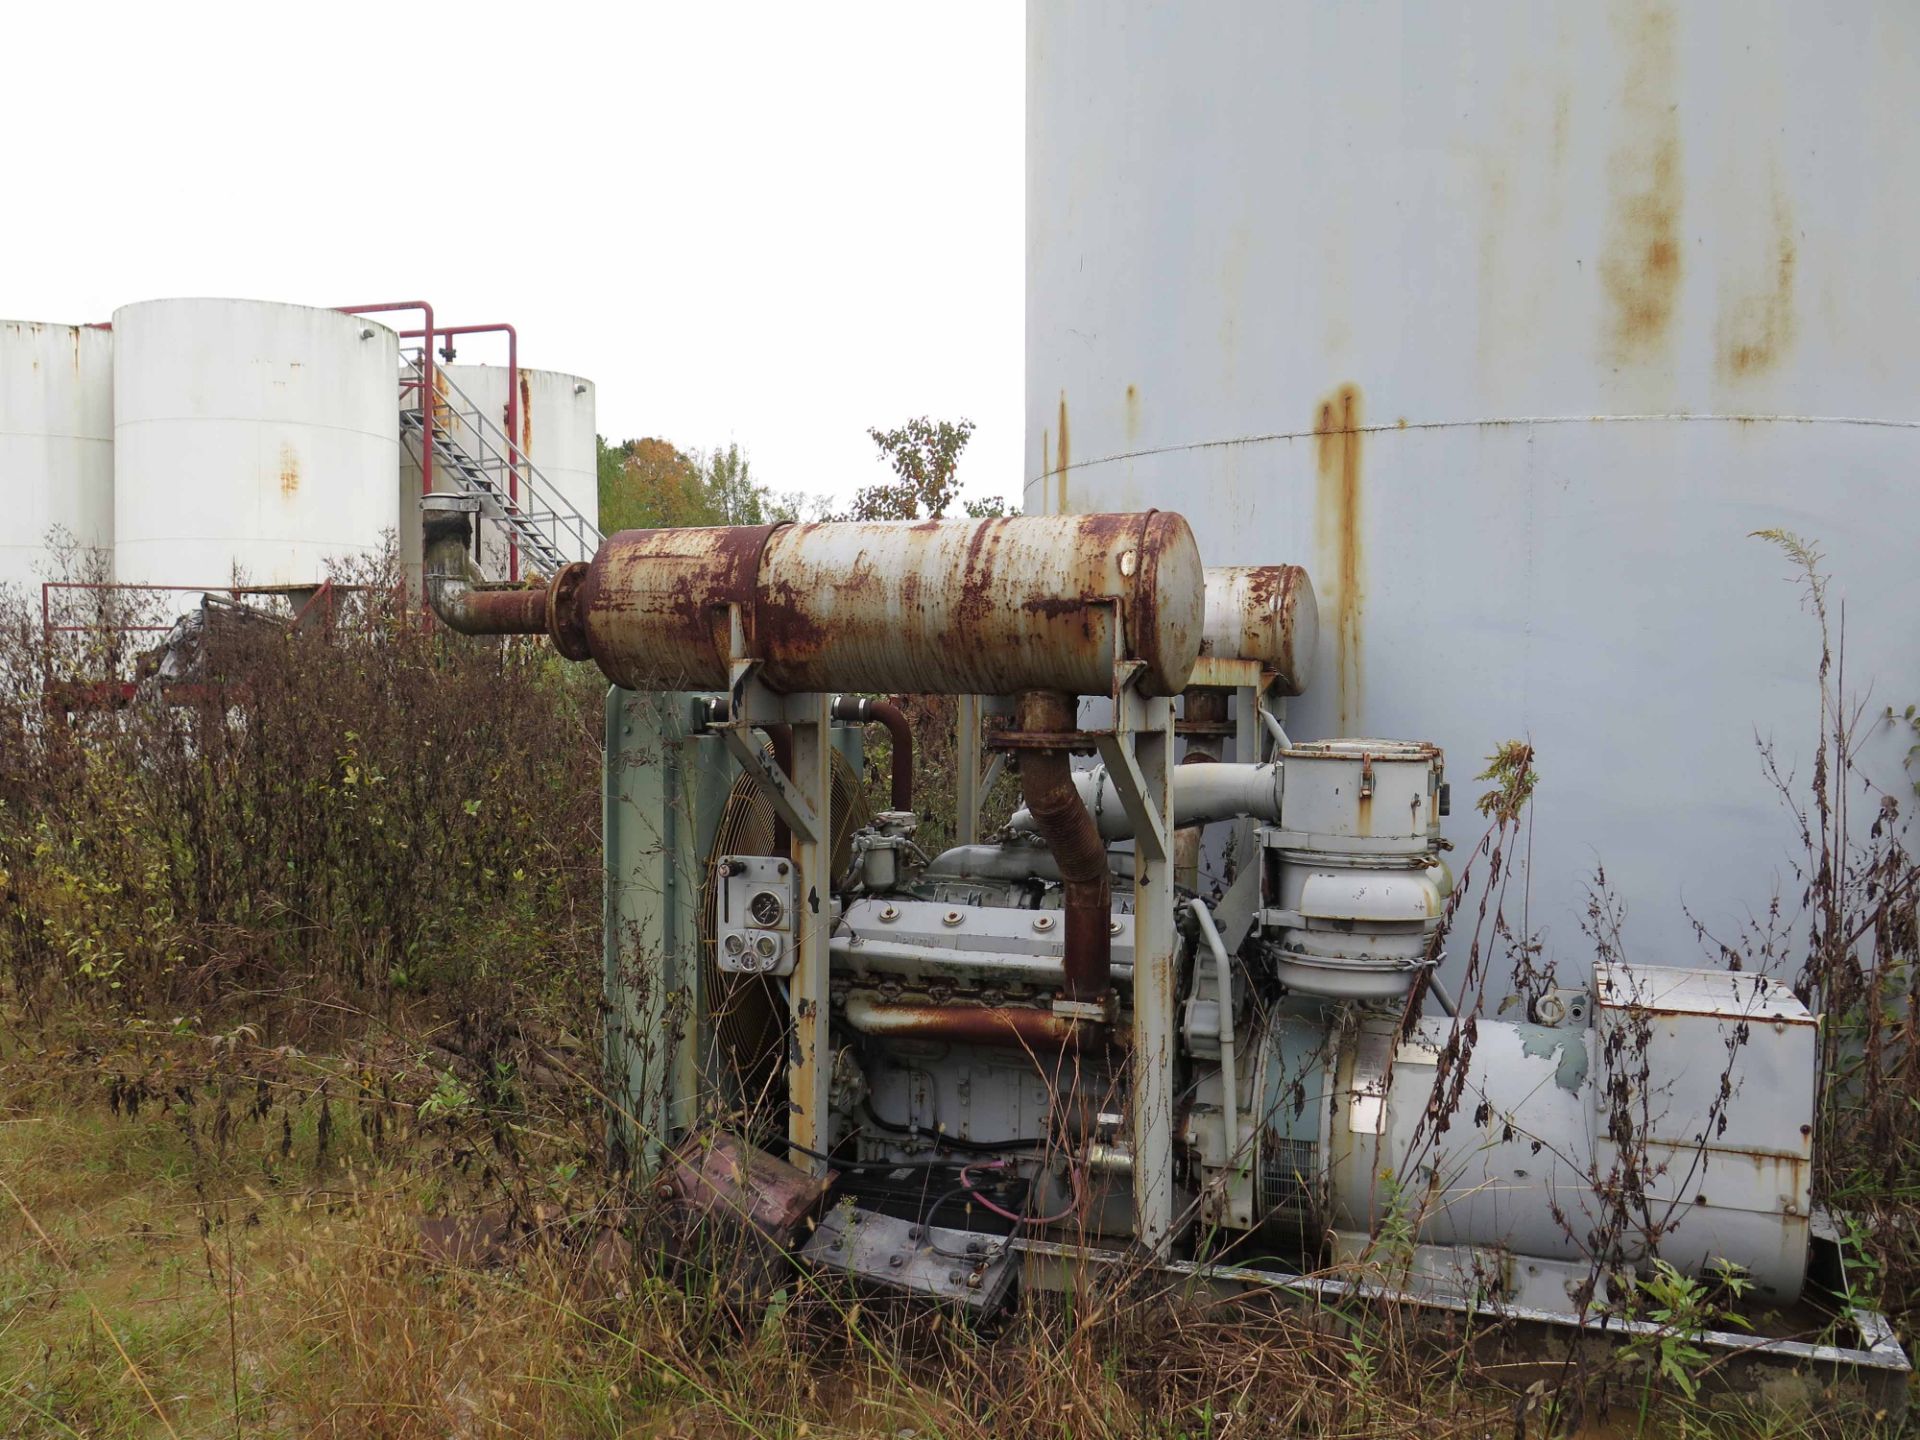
[{"left": 715, "top": 855, "right": 800, "bottom": 976}]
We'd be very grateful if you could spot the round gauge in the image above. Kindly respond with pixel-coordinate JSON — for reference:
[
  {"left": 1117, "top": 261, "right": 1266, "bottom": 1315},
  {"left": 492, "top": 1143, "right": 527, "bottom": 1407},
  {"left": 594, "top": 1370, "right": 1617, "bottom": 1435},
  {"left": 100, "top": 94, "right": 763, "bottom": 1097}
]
[
  {"left": 752, "top": 934, "right": 780, "bottom": 964},
  {"left": 749, "top": 890, "right": 785, "bottom": 927},
  {"left": 722, "top": 933, "right": 746, "bottom": 957}
]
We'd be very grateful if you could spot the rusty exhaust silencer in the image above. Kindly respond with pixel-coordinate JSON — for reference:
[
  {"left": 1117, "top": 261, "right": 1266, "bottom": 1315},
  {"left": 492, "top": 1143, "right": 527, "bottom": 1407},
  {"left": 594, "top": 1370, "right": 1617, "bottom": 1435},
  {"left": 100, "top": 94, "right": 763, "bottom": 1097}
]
[
  {"left": 419, "top": 508, "right": 1204, "bottom": 701},
  {"left": 422, "top": 503, "right": 1204, "bottom": 1028}
]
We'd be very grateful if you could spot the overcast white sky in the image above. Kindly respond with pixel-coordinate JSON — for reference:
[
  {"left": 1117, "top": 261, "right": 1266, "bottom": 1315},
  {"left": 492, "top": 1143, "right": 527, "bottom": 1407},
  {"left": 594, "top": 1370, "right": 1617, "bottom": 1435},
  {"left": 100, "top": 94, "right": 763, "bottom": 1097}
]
[{"left": 3, "top": 2, "right": 1025, "bottom": 516}]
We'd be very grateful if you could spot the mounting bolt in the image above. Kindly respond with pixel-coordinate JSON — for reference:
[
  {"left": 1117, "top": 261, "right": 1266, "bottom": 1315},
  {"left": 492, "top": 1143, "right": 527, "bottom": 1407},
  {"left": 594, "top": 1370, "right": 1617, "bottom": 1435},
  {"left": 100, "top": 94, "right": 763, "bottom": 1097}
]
[
  {"left": 943, "top": 910, "right": 964, "bottom": 927},
  {"left": 777, "top": 862, "right": 790, "bottom": 877},
  {"left": 888, "top": 1253, "right": 905, "bottom": 1268}
]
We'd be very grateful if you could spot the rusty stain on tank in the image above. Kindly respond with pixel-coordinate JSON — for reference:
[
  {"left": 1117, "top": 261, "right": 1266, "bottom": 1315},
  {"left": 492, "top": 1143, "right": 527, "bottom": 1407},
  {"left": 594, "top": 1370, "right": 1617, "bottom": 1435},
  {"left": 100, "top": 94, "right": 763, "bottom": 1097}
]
[
  {"left": 518, "top": 371, "right": 533, "bottom": 459},
  {"left": 278, "top": 443, "right": 300, "bottom": 499},
  {"left": 1598, "top": 0, "right": 1683, "bottom": 364},
  {"left": 1716, "top": 180, "right": 1797, "bottom": 379},
  {"left": 1124, "top": 383, "right": 1140, "bottom": 447},
  {"left": 1054, "top": 392, "right": 1070, "bottom": 516},
  {"left": 1314, "top": 385, "right": 1364, "bottom": 734}
]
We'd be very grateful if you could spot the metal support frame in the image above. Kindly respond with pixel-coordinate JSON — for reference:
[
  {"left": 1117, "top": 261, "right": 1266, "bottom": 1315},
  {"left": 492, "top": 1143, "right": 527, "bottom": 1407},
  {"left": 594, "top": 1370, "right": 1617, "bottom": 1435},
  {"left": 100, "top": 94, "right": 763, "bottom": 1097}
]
[
  {"left": 1093, "top": 662, "right": 1177, "bottom": 1253},
  {"left": 956, "top": 694, "right": 983, "bottom": 845},
  {"left": 716, "top": 619, "right": 834, "bottom": 1174}
]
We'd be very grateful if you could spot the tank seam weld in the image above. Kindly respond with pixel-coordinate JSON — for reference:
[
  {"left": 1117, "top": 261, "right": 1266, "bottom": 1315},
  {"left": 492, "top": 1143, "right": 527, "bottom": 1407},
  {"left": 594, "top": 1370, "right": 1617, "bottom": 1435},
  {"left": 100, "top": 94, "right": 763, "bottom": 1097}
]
[{"left": 1032, "top": 411, "right": 1920, "bottom": 481}]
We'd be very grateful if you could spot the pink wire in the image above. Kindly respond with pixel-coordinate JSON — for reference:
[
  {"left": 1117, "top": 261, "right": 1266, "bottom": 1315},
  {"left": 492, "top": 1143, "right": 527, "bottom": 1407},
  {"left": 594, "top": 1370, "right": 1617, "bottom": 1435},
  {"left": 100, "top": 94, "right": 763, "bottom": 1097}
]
[{"left": 959, "top": 1160, "right": 1083, "bottom": 1227}]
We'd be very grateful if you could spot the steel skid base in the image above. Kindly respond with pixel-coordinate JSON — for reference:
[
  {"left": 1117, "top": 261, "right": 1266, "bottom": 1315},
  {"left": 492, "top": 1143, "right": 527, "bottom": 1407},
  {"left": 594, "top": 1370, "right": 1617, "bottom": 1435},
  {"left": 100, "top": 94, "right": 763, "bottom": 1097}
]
[
  {"left": 800, "top": 1202, "right": 1909, "bottom": 1418},
  {"left": 1015, "top": 1237, "right": 1911, "bottom": 1418}
]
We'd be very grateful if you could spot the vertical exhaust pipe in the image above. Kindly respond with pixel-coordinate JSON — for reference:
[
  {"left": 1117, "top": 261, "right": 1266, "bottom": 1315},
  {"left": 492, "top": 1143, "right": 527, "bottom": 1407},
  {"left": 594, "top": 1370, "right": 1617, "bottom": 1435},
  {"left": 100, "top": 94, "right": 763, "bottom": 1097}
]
[{"left": 1014, "top": 690, "right": 1111, "bottom": 1004}]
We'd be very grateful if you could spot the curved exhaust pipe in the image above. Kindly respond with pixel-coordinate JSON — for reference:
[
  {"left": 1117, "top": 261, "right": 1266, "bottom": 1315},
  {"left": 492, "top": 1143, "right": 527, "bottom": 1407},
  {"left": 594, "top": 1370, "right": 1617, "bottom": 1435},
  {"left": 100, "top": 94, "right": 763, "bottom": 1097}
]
[
  {"left": 830, "top": 695, "right": 914, "bottom": 811},
  {"left": 421, "top": 494, "right": 572, "bottom": 638},
  {"left": 1014, "top": 690, "right": 1112, "bottom": 1006}
]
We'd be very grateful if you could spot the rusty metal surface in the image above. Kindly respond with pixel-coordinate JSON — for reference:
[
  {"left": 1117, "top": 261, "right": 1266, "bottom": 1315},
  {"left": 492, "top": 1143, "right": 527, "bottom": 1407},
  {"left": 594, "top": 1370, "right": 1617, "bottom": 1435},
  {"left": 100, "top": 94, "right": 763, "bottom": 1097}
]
[
  {"left": 755, "top": 513, "right": 1202, "bottom": 697},
  {"left": 1015, "top": 690, "right": 1113, "bottom": 1002},
  {"left": 1199, "top": 566, "right": 1317, "bottom": 696},
  {"left": 566, "top": 513, "right": 1203, "bottom": 698},
  {"left": 573, "top": 524, "right": 781, "bottom": 690},
  {"left": 662, "top": 1131, "right": 833, "bottom": 1242},
  {"left": 842, "top": 991, "right": 1118, "bottom": 1050}
]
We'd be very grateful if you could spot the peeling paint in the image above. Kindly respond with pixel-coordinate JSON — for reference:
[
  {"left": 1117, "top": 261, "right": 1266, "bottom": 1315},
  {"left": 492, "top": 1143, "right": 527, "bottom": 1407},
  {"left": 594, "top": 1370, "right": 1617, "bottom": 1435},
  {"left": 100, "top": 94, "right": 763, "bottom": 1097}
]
[{"left": 1517, "top": 1023, "right": 1590, "bottom": 1093}]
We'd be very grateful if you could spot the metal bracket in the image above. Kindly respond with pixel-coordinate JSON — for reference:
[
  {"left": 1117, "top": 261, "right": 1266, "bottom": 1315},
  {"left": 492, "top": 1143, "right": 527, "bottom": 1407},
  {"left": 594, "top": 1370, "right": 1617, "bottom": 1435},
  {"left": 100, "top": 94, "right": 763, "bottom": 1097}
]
[{"left": 718, "top": 723, "right": 822, "bottom": 845}]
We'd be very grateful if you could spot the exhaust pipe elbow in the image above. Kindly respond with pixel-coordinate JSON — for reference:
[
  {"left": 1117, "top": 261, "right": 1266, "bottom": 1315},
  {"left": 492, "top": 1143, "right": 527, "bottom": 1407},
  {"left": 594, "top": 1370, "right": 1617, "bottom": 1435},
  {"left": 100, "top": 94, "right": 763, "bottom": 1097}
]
[
  {"left": 830, "top": 695, "right": 914, "bottom": 811},
  {"left": 421, "top": 494, "right": 558, "bottom": 637},
  {"left": 1015, "top": 690, "right": 1111, "bottom": 1005}
]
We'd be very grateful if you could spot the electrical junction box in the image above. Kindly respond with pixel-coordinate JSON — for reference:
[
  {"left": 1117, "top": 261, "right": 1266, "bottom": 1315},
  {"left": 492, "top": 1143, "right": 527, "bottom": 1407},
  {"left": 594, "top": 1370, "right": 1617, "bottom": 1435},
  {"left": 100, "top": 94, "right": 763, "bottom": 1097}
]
[{"left": 715, "top": 854, "right": 800, "bottom": 976}]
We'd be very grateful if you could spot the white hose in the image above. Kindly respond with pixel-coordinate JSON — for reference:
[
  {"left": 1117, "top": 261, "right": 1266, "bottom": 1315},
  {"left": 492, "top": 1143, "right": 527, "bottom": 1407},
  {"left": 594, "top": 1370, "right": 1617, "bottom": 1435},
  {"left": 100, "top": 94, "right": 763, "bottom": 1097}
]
[{"left": 1007, "top": 762, "right": 1283, "bottom": 841}]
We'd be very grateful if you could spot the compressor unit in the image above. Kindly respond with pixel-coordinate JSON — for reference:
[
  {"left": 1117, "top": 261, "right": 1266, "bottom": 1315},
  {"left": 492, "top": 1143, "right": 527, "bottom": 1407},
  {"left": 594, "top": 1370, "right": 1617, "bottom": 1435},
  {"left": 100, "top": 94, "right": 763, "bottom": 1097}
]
[{"left": 423, "top": 498, "right": 1829, "bottom": 1321}]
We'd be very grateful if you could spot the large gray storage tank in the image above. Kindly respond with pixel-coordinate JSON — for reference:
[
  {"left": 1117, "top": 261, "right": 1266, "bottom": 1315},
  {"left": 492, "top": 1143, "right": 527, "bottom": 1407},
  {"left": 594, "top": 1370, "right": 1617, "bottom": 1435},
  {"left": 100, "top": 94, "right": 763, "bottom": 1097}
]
[{"left": 1027, "top": 1, "right": 1920, "bottom": 966}]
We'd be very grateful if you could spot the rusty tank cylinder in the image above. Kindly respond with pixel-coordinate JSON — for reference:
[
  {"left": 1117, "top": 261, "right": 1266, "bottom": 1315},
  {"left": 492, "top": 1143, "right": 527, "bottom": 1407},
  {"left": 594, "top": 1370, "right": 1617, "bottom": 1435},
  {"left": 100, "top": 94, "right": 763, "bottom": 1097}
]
[
  {"left": 1198, "top": 565, "right": 1319, "bottom": 696},
  {"left": 564, "top": 512, "right": 1204, "bottom": 697}
]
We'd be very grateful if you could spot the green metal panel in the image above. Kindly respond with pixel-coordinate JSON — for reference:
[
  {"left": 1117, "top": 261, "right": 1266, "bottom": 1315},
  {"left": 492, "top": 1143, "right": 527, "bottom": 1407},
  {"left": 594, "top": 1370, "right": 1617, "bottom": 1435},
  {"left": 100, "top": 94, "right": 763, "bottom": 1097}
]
[
  {"left": 602, "top": 695, "right": 868, "bottom": 1168},
  {"left": 603, "top": 687, "right": 707, "bottom": 1169}
]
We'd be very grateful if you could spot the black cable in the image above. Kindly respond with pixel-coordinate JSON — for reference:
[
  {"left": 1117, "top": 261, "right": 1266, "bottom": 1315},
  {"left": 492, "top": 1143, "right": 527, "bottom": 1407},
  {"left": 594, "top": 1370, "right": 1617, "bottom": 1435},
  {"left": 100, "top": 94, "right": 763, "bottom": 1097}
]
[
  {"left": 782, "top": 1139, "right": 975, "bottom": 1173},
  {"left": 857, "top": 1100, "right": 1050, "bottom": 1154}
]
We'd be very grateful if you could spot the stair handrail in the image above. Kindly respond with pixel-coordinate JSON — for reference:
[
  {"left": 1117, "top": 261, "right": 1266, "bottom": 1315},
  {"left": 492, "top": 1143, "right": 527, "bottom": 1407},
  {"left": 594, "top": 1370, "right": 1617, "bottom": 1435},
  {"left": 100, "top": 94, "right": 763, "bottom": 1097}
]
[{"left": 399, "top": 353, "right": 604, "bottom": 574}]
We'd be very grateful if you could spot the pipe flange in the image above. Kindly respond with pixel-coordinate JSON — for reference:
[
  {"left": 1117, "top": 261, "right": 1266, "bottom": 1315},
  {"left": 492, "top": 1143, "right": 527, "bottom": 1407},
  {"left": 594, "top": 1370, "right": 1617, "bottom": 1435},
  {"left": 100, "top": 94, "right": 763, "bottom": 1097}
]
[{"left": 547, "top": 562, "right": 591, "bottom": 661}]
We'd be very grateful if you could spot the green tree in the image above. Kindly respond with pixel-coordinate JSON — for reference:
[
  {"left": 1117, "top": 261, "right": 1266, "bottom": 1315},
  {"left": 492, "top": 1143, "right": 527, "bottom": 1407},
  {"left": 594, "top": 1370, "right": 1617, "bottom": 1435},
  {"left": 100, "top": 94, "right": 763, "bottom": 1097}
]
[
  {"left": 597, "top": 436, "right": 814, "bottom": 532},
  {"left": 844, "top": 416, "right": 1002, "bottom": 521},
  {"left": 597, "top": 436, "right": 708, "bottom": 531}
]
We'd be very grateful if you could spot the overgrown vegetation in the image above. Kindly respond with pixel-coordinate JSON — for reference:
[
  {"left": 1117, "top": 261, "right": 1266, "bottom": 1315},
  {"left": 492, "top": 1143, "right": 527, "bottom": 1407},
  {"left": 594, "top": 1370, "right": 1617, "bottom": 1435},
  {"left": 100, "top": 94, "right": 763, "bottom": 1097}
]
[
  {"left": 0, "top": 518, "right": 1912, "bottom": 1434},
  {"left": 1, "top": 550, "right": 603, "bottom": 1037}
]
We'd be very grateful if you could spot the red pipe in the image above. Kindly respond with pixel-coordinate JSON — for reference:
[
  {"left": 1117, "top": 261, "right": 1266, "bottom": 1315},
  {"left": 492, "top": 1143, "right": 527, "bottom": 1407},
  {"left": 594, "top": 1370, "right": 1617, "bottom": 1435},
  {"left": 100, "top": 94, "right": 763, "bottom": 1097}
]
[{"left": 400, "top": 323, "right": 521, "bottom": 581}]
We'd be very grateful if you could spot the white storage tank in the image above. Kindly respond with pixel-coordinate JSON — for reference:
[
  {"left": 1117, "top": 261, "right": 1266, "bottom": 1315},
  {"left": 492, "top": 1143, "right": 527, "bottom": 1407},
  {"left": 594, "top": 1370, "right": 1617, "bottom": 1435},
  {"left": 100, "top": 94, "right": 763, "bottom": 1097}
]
[
  {"left": 398, "top": 363, "right": 598, "bottom": 581},
  {"left": 113, "top": 299, "right": 401, "bottom": 589},
  {"left": 443, "top": 363, "right": 598, "bottom": 575},
  {"left": 1028, "top": 3, "right": 1920, "bottom": 966},
  {"left": 1, "top": 320, "right": 114, "bottom": 594}
]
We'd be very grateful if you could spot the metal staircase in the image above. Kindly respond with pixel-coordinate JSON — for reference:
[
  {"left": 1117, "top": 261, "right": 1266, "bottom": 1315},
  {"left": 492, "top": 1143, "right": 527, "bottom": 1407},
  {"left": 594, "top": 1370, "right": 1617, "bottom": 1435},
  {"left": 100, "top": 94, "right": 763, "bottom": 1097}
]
[{"left": 398, "top": 355, "right": 602, "bottom": 579}]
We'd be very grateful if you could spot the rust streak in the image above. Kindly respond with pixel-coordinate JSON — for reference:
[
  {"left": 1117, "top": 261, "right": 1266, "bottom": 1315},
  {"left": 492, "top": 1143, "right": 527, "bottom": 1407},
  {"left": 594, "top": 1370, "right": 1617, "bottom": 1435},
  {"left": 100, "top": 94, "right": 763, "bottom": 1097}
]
[
  {"left": 1598, "top": 0, "right": 1683, "bottom": 364},
  {"left": 278, "top": 443, "right": 300, "bottom": 499},
  {"left": 1314, "top": 385, "right": 1364, "bottom": 734},
  {"left": 1055, "top": 392, "right": 1070, "bottom": 516},
  {"left": 1716, "top": 180, "right": 1797, "bottom": 379}
]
